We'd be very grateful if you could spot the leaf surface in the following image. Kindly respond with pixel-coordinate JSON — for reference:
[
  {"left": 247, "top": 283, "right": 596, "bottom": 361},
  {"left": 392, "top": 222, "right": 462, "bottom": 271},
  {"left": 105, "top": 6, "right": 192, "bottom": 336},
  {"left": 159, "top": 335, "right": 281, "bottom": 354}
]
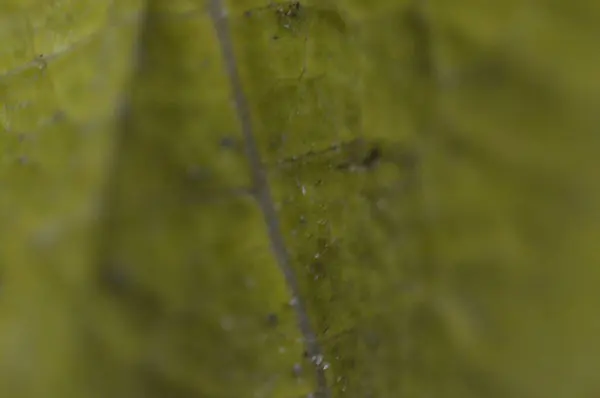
[{"left": 1, "top": 1, "right": 600, "bottom": 397}]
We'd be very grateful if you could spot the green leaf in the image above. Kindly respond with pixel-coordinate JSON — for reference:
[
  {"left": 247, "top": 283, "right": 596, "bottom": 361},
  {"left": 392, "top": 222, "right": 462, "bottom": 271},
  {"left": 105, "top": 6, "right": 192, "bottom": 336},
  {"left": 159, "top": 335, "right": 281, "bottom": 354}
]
[{"left": 2, "top": 1, "right": 600, "bottom": 397}]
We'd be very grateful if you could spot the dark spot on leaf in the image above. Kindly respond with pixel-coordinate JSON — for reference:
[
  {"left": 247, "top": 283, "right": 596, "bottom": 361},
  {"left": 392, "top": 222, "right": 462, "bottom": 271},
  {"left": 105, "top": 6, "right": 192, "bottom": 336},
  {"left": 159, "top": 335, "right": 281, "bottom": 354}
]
[
  {"left": 266, "top": 312, "right": 279, "bottom": 327},
  {"left": 186, "top": 165, "right": 211, "bottom": 181},
  {"left": 309, "top": 260, "right": 325, "bottom": 279},
  {"left": 98, "top": 261, "right": 131, "bottom": 296},
  {"left": 364, "top": 330, "right": 381, "bottom": 349},
  {"left": 362, "top": 146, "right": 381, "bottom": 168},
  {"left": 51, "top": 110, "right": 66, "bottom": 123},
  {"left": 219, "top": 136, "right": 236, "bottom": 149}
]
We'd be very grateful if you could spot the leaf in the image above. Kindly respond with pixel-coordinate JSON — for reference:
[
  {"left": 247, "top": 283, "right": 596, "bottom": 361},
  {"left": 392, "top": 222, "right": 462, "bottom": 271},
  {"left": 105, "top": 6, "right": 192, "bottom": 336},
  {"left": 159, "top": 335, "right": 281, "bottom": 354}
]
[{"left": 2, "top": 0, "right": 600, "bottom": 397}]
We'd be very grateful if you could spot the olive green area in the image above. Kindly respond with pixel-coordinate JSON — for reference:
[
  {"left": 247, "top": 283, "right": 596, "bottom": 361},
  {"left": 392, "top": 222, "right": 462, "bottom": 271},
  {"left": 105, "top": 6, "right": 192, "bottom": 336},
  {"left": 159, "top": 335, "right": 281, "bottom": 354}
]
[{"left": 2, "top": 0, "right": 600, "bottom": 397}]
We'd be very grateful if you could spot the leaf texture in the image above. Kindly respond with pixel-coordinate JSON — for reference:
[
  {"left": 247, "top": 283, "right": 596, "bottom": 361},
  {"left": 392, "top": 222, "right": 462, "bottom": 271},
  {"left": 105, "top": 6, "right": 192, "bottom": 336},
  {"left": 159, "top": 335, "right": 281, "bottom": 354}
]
[{"left": 1, "top": 1, "right": 600, "bottom": 397}]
